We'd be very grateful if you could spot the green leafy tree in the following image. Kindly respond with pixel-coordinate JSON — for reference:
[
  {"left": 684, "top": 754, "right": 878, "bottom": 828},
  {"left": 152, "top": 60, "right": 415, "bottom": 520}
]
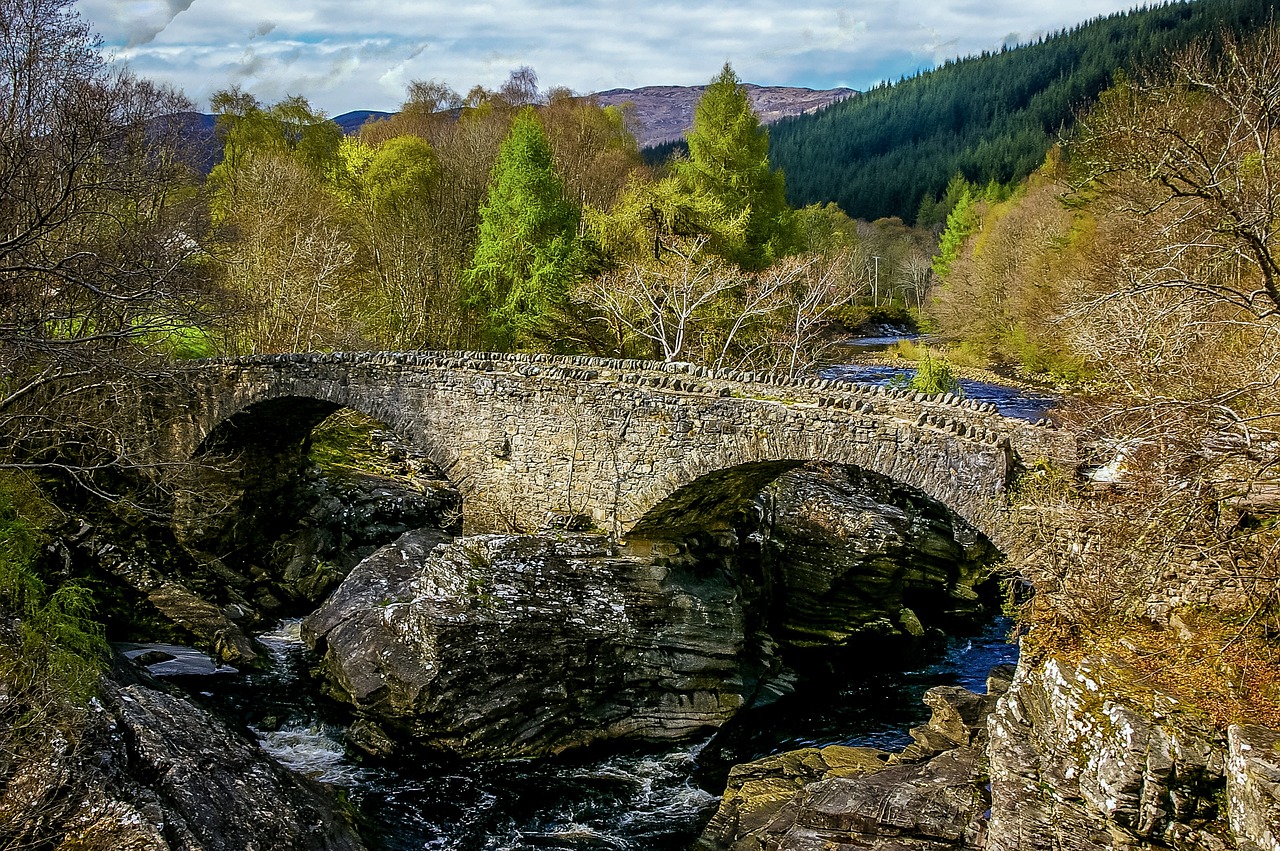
[
  {"left": 674, "top": 63, "right": 798, "bottom": 269},
  {"left": 342, "top": 134, "right": 459, "bottom": 348},
  {"left": 587, "top": 172, "right": 747, "bottom": 266},
  {"left": 931, "top": 188, "right": 980, "bottom": 279},
  {"left": 206, "top": 91, "right": 368, "bottom": 353},
  {"left": 208, "top": 91, "right": 344, "bottom": 209},
  {"left": 464, "top": 107, "right": 586, "bottom": 349}
]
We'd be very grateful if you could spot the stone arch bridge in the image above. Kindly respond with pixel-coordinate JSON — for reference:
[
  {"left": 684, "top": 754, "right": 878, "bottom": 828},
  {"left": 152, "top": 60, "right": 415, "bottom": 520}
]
[{"left": 143, "top": 351, "right": 1075, "bottom": 551}]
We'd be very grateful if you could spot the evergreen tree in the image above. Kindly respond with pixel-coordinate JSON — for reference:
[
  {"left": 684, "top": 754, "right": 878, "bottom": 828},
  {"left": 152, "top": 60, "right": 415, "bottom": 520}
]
[
  {"left": 932, "top": 188, "right": 980, "bottom": 280},
  {"left": 464, "top": 107, "right": 585, "bottom": 349},
  {"left": 767, "top": 0, "right": 1274, "bottom": 223},
  {"left": 675, "top": 63, "right": 797, "bottom": 269}
]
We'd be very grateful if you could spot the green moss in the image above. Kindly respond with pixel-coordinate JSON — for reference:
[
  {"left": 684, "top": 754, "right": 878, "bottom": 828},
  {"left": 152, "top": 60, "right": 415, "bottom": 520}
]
[
  {"left": 0, "top": 472, "right": 106, "bottom": 707},
  {"left": 307, "top": 409, "right": 385, "bottom": 473}
]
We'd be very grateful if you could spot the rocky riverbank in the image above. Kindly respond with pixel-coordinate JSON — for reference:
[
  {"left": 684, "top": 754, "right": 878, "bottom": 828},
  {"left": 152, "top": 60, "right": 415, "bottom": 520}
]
[
  {"left": 0, "top": 649, "right": 363, "bottom": 851},
  {"left": 300, "top": 461, "right": 995, "bottom": 760},
  {"left": 693, "top": 651, "right": 1280, "bottom": 851}
]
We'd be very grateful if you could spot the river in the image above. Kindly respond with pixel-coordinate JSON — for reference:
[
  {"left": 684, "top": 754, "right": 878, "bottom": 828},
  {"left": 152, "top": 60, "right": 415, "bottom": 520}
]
[
  {"left": 157, "top": 616, "right": 1016, "bottom": 851},
  {"left": 152, "top": 357, "right": 1042, "bottom": 850}
]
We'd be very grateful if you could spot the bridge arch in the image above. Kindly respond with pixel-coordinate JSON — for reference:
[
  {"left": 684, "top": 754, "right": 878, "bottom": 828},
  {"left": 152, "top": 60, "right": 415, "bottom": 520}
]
[
  {"left": 618, "top": 419, "right": 1014, "bottom": 552},
  {"left": 181, "top": 373, "right": 475, "bottom": 501},
  {"left": 154, "top": 352, "right": 1071, "bottom": 553}
]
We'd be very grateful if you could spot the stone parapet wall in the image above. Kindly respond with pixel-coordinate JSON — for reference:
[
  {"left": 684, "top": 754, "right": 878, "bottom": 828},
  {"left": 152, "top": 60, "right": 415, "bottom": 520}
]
[{"left": 134, "top": 351, "right": 1079, "bottom": 552}]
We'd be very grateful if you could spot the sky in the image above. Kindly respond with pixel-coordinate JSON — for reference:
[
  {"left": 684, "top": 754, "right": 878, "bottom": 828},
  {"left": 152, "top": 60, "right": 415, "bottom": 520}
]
[{"left": 76, "top": 0, "right": 1148, "bottom": 116}]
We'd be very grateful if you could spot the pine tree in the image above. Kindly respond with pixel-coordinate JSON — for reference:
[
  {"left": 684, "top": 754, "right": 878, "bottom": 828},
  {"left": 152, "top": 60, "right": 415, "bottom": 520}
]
[
  {"left": 675, "top": 63, "right": 797, "bottom": 269},
  {"left": 464, "top": 107, "right": 584, "bottom": 350}
]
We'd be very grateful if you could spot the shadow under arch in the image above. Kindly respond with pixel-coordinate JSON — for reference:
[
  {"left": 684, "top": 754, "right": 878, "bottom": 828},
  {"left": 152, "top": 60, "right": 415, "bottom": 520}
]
[
  {"left": 624, "top": 460, "right": 806, "bottom": 541},
  {"left": 179, "top": 393, "right": 459, "bottom": 554},
  {"left": 621, "top": 457, "right": 1006, "bottom": 664},
  {"left": 622, "top": 456, "right": 1007, "bottom": 556}
]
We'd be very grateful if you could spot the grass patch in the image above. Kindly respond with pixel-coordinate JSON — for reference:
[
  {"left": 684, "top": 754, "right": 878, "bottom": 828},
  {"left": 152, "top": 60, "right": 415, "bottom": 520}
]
[
  {"left": 308, "top": 409, "right": 387, "bottom": 473},
  {"left": 1027, "top": 608, "right": 1280, "bottom": 730}
]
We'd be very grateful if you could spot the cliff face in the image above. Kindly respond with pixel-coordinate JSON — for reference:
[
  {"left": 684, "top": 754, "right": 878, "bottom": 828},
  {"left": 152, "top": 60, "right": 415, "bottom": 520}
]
[
  {"left": 988, "top": 653, "right": 1280, "bottom": 851},
  {"left": 987, "top": 655, "right": 1231, "bottom": 850},
  {"left": 693, "top": 650, "right": 1280, "bottom": 851}
]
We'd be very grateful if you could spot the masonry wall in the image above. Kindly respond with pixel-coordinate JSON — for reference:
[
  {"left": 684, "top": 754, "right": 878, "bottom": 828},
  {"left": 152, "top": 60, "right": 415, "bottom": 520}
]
[{"left": 146, "top": 351, "right": 1075, "bottom": 550}]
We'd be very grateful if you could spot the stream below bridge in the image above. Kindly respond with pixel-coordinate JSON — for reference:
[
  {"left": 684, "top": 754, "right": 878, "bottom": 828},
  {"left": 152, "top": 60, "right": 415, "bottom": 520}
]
[
  {"left": 159, "top": 617, "right": 1016, "bottom": 851},
  {"left": 146, "top": 358, "right": 1048, "bottom": 850}
]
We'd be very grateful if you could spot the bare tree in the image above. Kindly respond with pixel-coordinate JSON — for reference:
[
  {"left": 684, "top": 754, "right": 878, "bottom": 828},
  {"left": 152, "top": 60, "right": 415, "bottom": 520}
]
[
  {"left": 1007, "top": 25, "right": 1280, "bottom": 696},
  {"left": 0, "top": 0, "right": 215, "bottom": 495},
  {"left": 585, "top": 237, "right": 741, "bottom": 362},
  {"left": 1071, "top": 24, "right": 1280, "bottom": 318}
]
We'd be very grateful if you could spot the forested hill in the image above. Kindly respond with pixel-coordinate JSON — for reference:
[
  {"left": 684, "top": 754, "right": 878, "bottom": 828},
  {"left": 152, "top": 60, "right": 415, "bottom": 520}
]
[{"left": 769, "top": 0, "right": 1274, "bottom": 225}]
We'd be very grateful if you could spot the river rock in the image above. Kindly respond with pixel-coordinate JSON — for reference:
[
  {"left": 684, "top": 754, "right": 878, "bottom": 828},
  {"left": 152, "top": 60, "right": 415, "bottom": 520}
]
[
  {"left": 92, "top": 677, "right": 364, "bottom": 850},
  {"left": 893, "top": 678, "right": 1009, "bottom": 764},
  {"left": 698, "top": 746, "right": 989, "bottom": 850},
  {"left": 694, "top": 746, "right": 892, "bottom": 848},
  {"left": 764, "top": 464, "right": 994, "bottom": 649},
  {"left": 271, "top": 468, "right": 461, "bottom": 604},
  {"left": 305, "top": 528, "right": 770, "bottom": 758},
  {"left": 0, "top": 655, "right": 364, "bottom": 850},
  {"left": 80, "top": 530, "right": 260, "bottom": 665},
  {"left": 695, "top": 675, "right": 1010, "bottom": 851}
]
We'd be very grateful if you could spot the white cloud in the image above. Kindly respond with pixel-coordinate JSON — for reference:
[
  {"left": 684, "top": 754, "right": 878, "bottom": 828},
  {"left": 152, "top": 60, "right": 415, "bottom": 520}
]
[{"left": 76, "top": 0, "right": 1148, "bottom": 114}]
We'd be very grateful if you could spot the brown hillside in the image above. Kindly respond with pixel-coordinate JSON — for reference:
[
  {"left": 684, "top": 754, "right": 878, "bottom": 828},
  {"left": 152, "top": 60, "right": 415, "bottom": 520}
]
[{"left": 592, "top": 84, "right": 855, "bottom": 148}]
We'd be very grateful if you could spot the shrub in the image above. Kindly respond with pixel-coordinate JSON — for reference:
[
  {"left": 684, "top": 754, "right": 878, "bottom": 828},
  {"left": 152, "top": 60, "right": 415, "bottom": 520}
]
[
  {"left": 833, "top": 302, "right": 918, "bottom": 334},
  {"left": 0, "top": 473, "right": 106, "bottom": 706},
  {"left": 909, "top": 350, "right": 962, "bottom": 395}
]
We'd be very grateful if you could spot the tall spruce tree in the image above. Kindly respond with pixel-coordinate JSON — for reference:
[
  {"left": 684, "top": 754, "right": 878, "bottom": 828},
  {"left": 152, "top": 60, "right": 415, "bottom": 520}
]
[
  {"left": 676, "top": 63, "right": 797, "bottom": 269},
  {"left": 464, "top": 107, "right": 584, "bottom": 349}
]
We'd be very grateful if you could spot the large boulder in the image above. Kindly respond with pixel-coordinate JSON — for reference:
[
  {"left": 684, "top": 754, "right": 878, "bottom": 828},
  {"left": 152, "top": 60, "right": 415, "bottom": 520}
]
[
  {"left": 90, "top": 678, "right": 364, "bottom": 851},
  {"left": 697, "top": 744, "right": 990, "bottom": 851},
  {"left": 304, "top": 529, "right": 772, "bottom": 758},
  {"left": 764, "top": 465, "right": 994, "bottom": 649},
  {"left": 694, "top": 746, "right": 893, "bottom": 849}
]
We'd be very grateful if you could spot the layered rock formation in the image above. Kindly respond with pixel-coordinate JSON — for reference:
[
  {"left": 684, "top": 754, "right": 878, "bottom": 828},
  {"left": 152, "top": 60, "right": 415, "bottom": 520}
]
[
  {"left": 764, "top": 464, "right": 994, "bottom": 648},
  {"left": 695, "top": 671, "right": 1010, "bottom": 850},
  {"left": 694, "top": 650, "right": 1280, "bottom": 851},
  {"left": 986, "top": 654, "right": 1273, "bottom": 850},
  {"left": 0, "top": 663, "right": 363, "bottom": 851},
  {"left": 304, "top": 529, "right": 770, "bottom": 758},
  {"left": 303, "top": 462, "right": 997, "bottom": 760}
]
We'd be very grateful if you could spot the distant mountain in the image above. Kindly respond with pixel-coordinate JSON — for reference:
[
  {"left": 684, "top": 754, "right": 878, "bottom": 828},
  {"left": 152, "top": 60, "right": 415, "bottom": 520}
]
[
  {"left": 333, "top": 110, "right": 394, "bottom": 134},
  {"left": 593, "top": 84, "right": 855, "bottom": 148}
]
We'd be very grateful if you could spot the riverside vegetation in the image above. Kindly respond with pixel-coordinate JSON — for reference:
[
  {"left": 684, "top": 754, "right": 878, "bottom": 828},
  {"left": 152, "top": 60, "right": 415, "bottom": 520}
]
[{"left": 1, "top": 0, "right": 1279, "bottom": 846}]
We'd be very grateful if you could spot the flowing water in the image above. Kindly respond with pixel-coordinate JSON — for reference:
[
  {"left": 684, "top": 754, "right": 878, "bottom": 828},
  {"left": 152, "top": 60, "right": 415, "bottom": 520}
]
[
  {"left": 820, "top": 362, "right": 1056, "bottom": 422},
  {"left": 146, "top": 360, "right": 1041, "bottom": 849},
  {"left": 155, "top": 617, "right": 1016, "bottom": 851}
]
